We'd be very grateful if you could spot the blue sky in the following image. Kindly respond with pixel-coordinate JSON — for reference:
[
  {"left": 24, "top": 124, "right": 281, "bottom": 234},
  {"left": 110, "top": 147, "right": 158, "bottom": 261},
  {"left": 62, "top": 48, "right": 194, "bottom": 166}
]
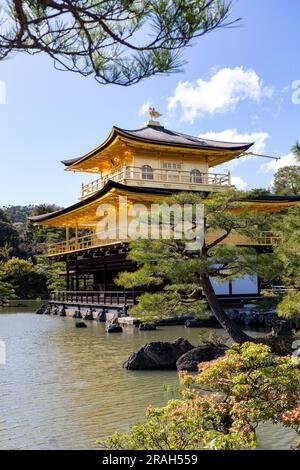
[{"left": 0, "top": 0, "right": 299, "bottom": 207}]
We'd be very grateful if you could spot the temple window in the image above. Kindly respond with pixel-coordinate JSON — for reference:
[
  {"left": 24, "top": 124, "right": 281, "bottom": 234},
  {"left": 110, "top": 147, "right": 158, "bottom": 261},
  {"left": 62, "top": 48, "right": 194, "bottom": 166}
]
[
  {"left": 190, "top": 169, "right": 203, "bottom": 183},
  {"left": 163, "top": 162, "right": 182, "bottom": 170},
  {"left": 141, "top": 165, "right": 154, "bottom": 180}
]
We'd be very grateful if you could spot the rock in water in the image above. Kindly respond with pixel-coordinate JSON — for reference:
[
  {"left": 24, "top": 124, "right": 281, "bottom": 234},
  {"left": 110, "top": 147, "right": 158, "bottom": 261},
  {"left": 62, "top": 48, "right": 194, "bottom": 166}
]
[
  {"left": 176, "top": 345, "right": 227, "bottom": 372},
  {"left": 76, "top": 322, "right": 87, "bottom": 328},
  {"left": 59, "top": 306, "right": 66, "bottom": 317},
  {"left": 83, "top": 310, "right": 94, "bottom": 320},
  {"left": 139, "top": 323, "right": 157, "bottom": 331},
  {"left": 53, "top": 306, "right": 59, "bottom": 315},
  {"left": 96, "top": 311, "right": 106, "bottom": 322},
  {"left": 105, "top": 324, "right": 123, "bottom": 333},
  {"left": 36, "top": 304, "right": 48, "bottom": 315},
  {"left": 271, "top": 319, "right": 292, "bottom": 337},
  {"left": 73, "top": 310, "right": 82, "bottom": 319},
  {"left": 123, "top": 337, "right": 194, "bottom": 370}
]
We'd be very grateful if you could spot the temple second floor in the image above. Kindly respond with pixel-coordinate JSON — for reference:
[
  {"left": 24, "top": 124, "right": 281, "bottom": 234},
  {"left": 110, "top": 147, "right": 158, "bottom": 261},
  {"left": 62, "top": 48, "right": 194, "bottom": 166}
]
[
  {"left": 80, "top": 164, "right": 232, "bottom": 199},
  {"left": 61, "top": 119, "right": 254, "bottom": 198}
]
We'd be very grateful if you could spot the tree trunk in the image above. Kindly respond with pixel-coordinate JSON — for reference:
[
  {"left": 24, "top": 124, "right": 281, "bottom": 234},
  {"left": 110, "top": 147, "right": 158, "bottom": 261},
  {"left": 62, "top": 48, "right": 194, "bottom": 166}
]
[{"left": 200, "top": 274, "right": 254, "bottom": 344}]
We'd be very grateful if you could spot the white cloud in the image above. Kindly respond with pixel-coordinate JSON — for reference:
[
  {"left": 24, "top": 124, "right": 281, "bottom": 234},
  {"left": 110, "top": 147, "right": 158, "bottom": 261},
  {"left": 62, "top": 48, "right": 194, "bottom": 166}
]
[
  {"left": 168, "top": 67, "right": 273, "bottom": 122},
  {"left": 199, "top": 129, "right": 269, "bottom": 155},
  {"left": 231, "top": 175, "right": 248, "bottom": 190},
  {"left": 260, "top": 152, "right": 299, "bottom": 174},
  {"left": 259, "top": 152, "right": 300, "bottom": 188}
]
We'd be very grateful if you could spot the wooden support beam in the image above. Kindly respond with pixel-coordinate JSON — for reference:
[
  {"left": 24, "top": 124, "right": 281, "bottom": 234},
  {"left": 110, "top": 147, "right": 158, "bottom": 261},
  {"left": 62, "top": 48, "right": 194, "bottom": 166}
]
[
  {"left": 66, "top": 226, "right": 70, "bottom": 251},
  {"left": 104, "top": 263, "right": 107, "bottom": 290},
  {"left": 75, "top": 260, "right": 80, "bottom": 291},
  {"left": 66, "top": 260, "right": 70, "bottom": 291},
  {"left": 75, "top": 222, "right": 79, "bottom": 250}
]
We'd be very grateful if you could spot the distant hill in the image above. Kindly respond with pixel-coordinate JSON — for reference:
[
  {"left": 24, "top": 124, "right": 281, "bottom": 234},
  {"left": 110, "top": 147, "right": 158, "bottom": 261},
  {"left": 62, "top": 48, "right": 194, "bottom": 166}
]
[{"left": 2, "top": 205, "right": 34, "bottom": 223}]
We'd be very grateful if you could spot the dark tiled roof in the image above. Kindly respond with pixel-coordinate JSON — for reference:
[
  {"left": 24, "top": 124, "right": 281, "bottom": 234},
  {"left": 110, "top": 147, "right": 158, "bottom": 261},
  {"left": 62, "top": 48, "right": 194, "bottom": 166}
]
[
  {"left": 118, "top": 125, "right": 253, "bottom": 150},
  {"left": 62, "top": 125, "right": 254, "bottom": 167},
  {"left": 247, "top": 195, "right": 300, "bottom": 202}
]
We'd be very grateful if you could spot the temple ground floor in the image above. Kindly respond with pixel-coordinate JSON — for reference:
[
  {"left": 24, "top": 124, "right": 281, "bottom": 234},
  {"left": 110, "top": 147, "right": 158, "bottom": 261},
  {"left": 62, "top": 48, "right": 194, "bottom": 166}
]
[{"left": 46, "top": 242, "right": 268, "bottom": 320}]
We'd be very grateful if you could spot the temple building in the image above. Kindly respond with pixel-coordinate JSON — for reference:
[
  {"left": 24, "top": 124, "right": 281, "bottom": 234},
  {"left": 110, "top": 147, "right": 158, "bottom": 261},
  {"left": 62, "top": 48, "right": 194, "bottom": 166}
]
[{"left": 29, "top": 110, "right": 300, "bottom": 314}]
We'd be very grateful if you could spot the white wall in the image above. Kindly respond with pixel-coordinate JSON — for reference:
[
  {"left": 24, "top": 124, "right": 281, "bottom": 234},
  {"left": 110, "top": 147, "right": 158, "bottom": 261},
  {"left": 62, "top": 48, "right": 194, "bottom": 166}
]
[
  {"left": 231, "top": 276, "right": 259, "bottom": 295},
  {"left": 209, "top": 274, "right": 259, "bottom": 296}
]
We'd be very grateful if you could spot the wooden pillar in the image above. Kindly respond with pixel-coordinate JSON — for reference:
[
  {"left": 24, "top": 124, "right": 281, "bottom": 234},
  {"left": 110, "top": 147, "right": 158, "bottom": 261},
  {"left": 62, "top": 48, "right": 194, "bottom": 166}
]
[
  {"left": 75, "top": 222, "right": 79, "bottom": 250},
  {"left": 75, "top": 260, "right": 80, "bottom": 291},
  {"left": 66, "top": 260, "right": 70, "bottom": 291},
  {"left": 66, "top": 226, "right": 70, "bottom": 251},
  {"left": 103, "top": 263, "right": 107, "bottom": 291}
]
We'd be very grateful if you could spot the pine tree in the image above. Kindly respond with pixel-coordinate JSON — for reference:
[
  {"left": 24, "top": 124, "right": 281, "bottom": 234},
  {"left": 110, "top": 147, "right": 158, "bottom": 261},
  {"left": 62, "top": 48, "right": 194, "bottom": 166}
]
[
  {"left": 116, "top": 190, "right": 280, "bottom": 343},
  {"left": 0, "top": 1, "right": 237, "bottom": 85}
]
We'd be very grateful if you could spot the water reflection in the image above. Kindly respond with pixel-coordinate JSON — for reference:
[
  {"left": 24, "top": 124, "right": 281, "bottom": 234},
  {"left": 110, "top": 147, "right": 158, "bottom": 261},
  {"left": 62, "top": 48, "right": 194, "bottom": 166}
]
[{"left": 0, "top": 309, "right": 296, "bottom": 450}]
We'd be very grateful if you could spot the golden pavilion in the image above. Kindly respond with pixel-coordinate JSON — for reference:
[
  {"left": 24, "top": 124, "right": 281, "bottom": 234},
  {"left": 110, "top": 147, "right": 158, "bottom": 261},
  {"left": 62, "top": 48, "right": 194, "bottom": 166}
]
[{"left": 29, "top": 110, "right": 300, "bottom": 312}]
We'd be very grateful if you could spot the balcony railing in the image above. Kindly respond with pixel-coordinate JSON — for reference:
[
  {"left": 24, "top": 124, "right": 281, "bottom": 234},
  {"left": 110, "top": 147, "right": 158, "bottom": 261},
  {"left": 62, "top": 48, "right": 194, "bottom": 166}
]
[
  {"left": 48, "top": 233, "right": 128, "bottom": 256},
  {"left": 81, "top": 166, "right": 231, "bottom": 198},
  {"left": 48, "top": 231, "right": 280, "bottom": 256}
]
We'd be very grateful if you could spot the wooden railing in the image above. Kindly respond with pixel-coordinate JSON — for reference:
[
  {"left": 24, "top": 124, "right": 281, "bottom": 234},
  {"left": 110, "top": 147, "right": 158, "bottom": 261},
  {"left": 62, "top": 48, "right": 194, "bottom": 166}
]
[
  {"left": 50, "top": 290, "right": 140, "bottom": 306},
  {"left": 257, "top": 231, "right": 281, "bottom": 246},
  {"left": 48, "top": 233, "right": 128, "bottom": 255},
  {"left": 205, "top": 230, "right": 281, "bottom": 247},
  {"left": 81, "top": 166, "right": 231, "bottom": 198},
  {"left": 48, "top": 231, "right": 280, "bottom": 256}
]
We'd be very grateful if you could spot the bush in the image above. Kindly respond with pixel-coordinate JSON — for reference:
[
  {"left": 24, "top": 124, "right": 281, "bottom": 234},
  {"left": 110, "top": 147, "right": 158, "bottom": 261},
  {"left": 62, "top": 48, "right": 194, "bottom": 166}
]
[{"left": 102, "top": 343, "right": 300, "bottom": 450}]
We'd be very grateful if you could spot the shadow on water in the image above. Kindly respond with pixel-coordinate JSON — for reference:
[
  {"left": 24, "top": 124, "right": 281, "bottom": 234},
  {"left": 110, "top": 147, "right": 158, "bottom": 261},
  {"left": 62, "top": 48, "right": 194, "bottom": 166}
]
[{"left": 0, "top": 307, "right": 297, "bottom": 450}]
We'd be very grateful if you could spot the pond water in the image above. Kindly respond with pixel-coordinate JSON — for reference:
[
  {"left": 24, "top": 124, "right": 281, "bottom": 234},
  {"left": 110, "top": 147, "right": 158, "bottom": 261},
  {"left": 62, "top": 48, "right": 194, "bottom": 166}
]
[{"left": 0, "top": 305, "right": 296, "bottom": 450}]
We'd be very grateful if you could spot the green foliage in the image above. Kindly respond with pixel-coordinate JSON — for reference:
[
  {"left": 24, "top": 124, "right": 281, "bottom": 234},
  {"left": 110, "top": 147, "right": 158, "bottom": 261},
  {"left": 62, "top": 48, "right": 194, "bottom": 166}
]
[
  {"left": 0, "top": 204, "right": 67, "bottom": 298},
  {"left": 0, "top": 257, "right": 48, "bottom": 299},
  {"left": 129, "top": 292, "right": 206, "bottom": 322},
  {"left": 273, "top": 166, "right": 300, "bottom": 195},
  {"left": 272, "top": 206, "right": 300, "bottom": 287},
  {"left": 23, "top": 204, "right": 65, "bottom": 255},
  {"left": 0, "top": 279, "right": 16, "bottom": 300},
  {"left": 292, "top": 142, "right": 300, "bottom": 161},
  {"left": 277, "top": 292, "right": 300, "bottom": 320},
  {"left": 0, "top": 208, "right": 19, "bottom": 260},
  {"left": 103, "top": 343, "right": 300, "bottom": 450},
  {"left": 0, "top": 1, "right": 236, "bottom": 86},
  {"left": 247, "top": 188, "right": 272, "bottom": 197},
  {"left": 269, "top": 205, "right": 300, "bottom": 323},
  {"left": 35, "top": 256, "right": 66, "bottom": 292},
  {"left": 2, "top": 204, "right": 65, "bottom": 257},
  {"left": 3, "top": 205, "right": 33, "bottom": 223},
  {"left": 117, "top": 190, "right": 280, "bottom": 327}
]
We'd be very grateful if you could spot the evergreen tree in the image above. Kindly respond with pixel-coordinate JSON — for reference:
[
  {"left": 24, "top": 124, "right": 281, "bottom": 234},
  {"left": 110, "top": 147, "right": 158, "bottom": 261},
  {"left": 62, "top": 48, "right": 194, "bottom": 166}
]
[
  {"left": 116, "top": 190, "right": 280, "bottom": 343},
  {"left": 272, "top": 206, "right": 300, "bottom": 322},
  {"left": 292, "top": 141, "right": 300, "bottom": 161},
  {"left": 0, "top": 209, "right": 19, "bottom": 260},
  {"left": 0, "top": 1, "right": 237, "bottom": 85},
  {"left": 273, "top": 166, "right": 300, "bottom": 196},
  {"left": 0, "top": 257, "right": 48, "bottom": 299}
]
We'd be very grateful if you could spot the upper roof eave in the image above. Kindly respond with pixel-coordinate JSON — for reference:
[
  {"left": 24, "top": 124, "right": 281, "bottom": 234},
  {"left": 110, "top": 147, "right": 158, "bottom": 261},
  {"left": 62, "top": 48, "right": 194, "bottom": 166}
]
[
  {"left": 61, "top": 125, "right": 254, "bottom": 169},
  {"left": 28, "top": 180, "right": 174, "bottom": 224}
]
